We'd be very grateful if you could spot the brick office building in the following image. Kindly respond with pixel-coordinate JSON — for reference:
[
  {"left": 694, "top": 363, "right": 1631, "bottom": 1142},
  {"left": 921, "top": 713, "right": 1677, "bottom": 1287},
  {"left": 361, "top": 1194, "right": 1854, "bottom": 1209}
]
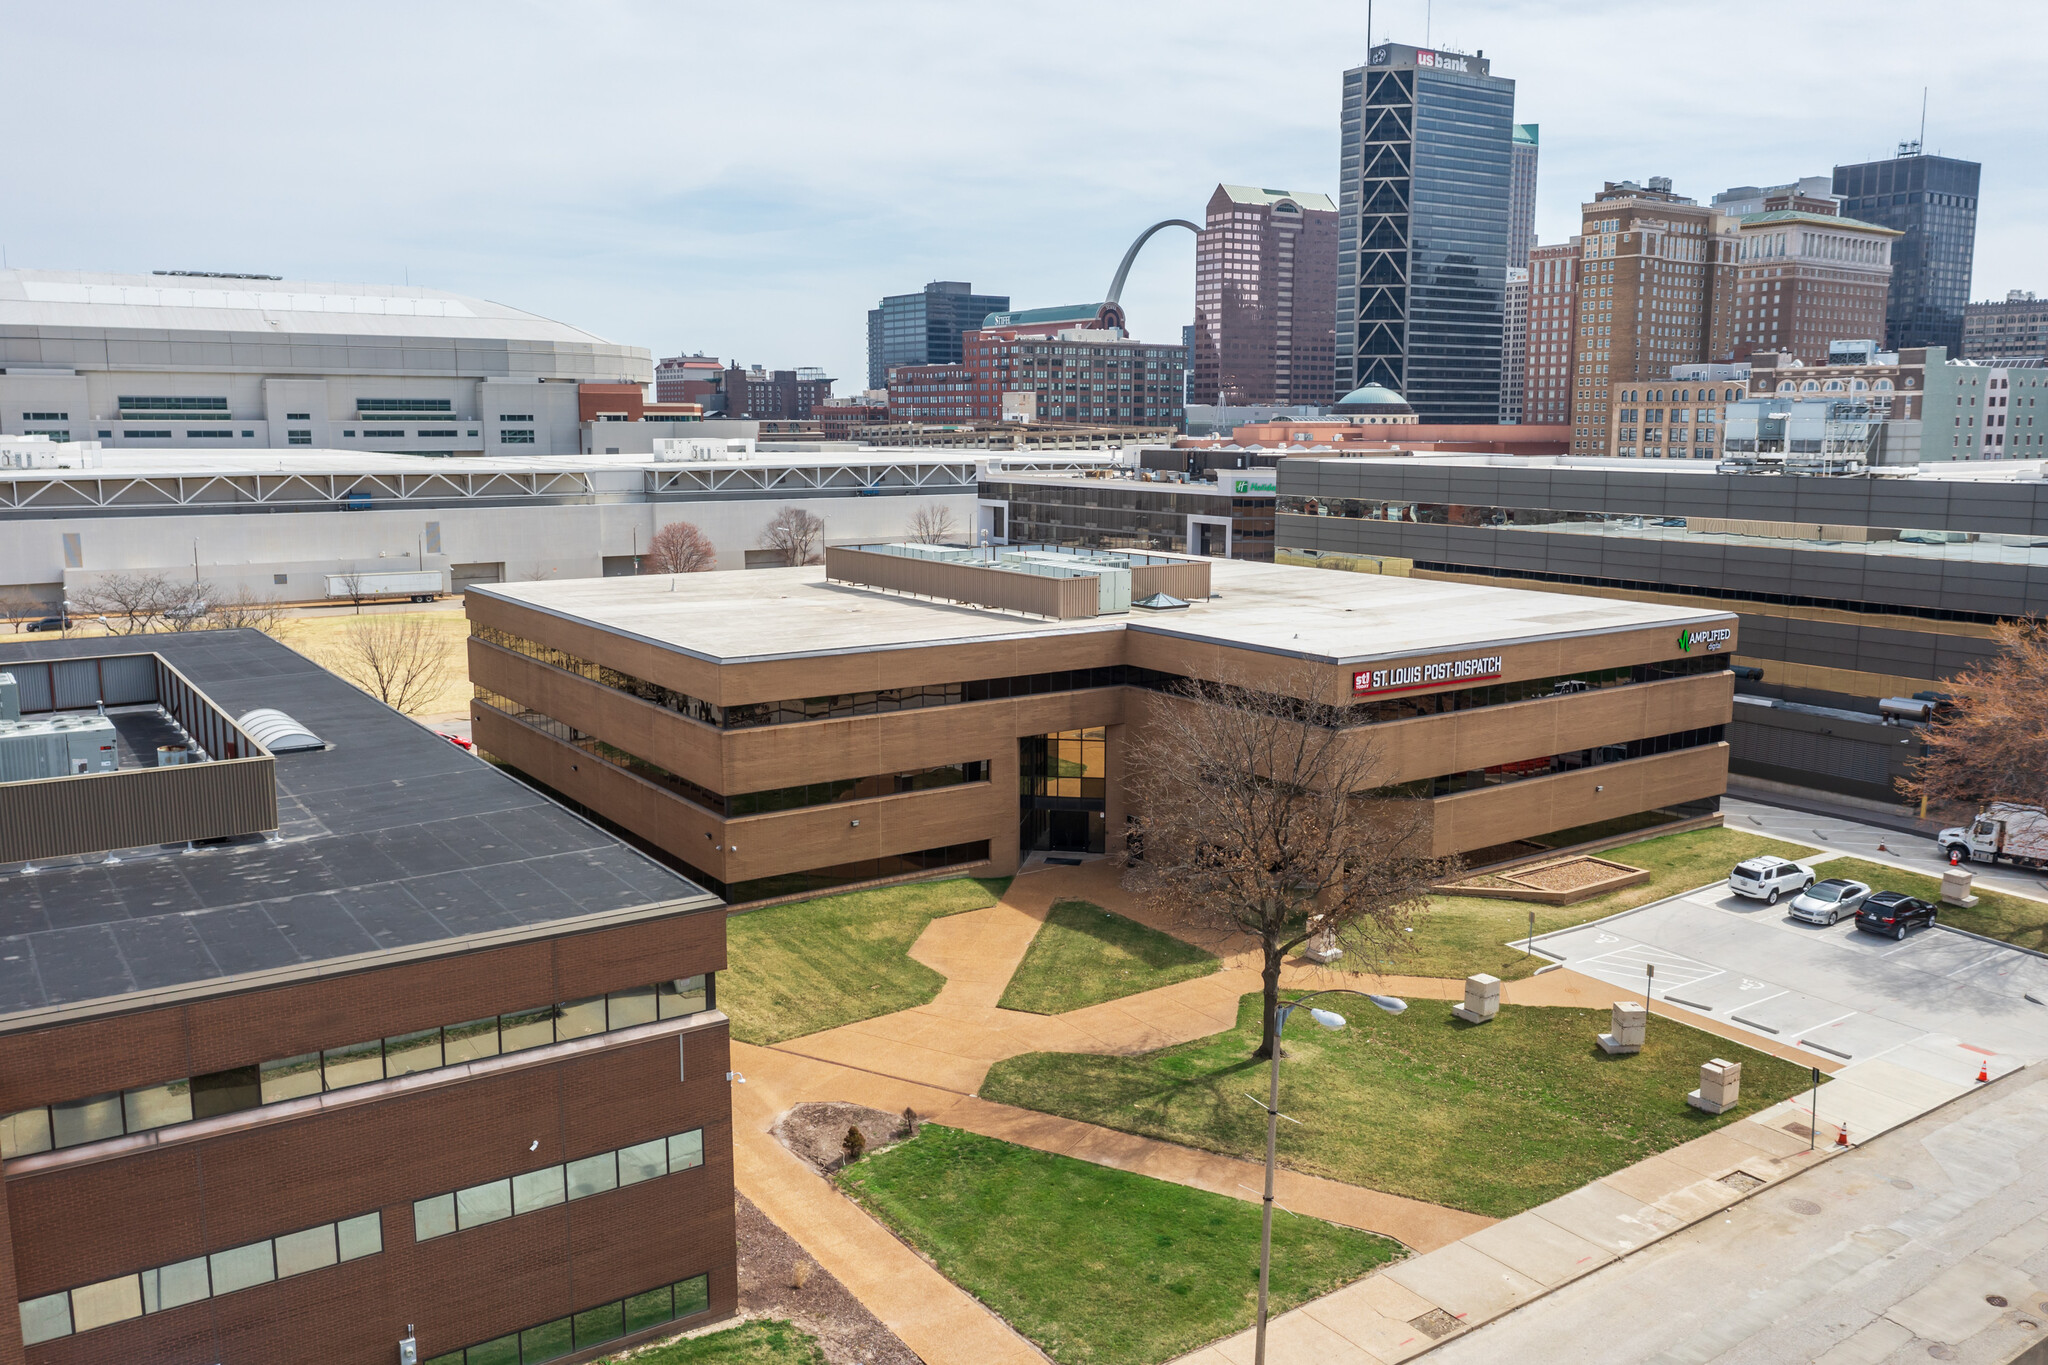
[
  {"left": 722, "top": 366, "right": 833, "bottom": 421},
  {"left": 917, "top": 322, "right": 1185, "bottom": 428},
  {"left": 466, "top": 550, "right": 1736, "bottom": 884},
  {"left": 1963, "top": 291, "right": 2048, "bottom": 362},
  {"left": 1714, "top": 210, "right": 1898, "bottom": 364},
  {"left": 0, "top": 631, "right": 730, "bottom": 1365},
  {"left": 1570, "top": 178, "right": 1737, "bottom": 455},
  {"left": 1525, "top": 242, "right": 1579, "bottom": 425},
  {"left": 1190, "top": 184, "right": 1338, "bottom": 409}
]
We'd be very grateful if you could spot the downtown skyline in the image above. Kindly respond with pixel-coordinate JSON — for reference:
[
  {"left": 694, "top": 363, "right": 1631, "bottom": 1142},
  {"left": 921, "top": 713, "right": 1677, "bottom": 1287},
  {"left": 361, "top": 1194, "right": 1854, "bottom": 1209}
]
[{"left": 2, "top": 0, "right": 2042, "bottom": 388}]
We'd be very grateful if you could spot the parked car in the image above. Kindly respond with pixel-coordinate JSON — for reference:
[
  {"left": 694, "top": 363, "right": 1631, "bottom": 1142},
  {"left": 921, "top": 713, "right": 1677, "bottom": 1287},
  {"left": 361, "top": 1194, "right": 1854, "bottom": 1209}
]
[
  {"left": 1729, "top": 856, "right": 1814, "bottom": 904},
  {"left": 438, "top": 732, "right": 474, "bottom": 751},
  {"left": 23, "top": 615, "right": 69, "bottom": 632},
  {"left": 1788, "top": 877, "right": 1872, "bottom": 925},
  {"left": 164, "top": 601, "right": 210, "bottom": 620},
  {"left": 1855, "top": 891, "right": 1938, "bottom": 940}
]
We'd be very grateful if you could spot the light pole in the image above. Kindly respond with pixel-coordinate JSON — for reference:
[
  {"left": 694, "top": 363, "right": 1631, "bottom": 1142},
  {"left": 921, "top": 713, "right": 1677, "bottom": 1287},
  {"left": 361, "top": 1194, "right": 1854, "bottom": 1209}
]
[{"left": 1254, "top": 987, "right": 1406, "bottom": 1365}]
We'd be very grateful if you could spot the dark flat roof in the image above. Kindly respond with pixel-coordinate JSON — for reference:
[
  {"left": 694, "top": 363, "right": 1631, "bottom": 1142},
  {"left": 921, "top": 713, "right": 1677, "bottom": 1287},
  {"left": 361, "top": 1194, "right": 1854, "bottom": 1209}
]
[{"left": 0, "top": 630, "right": 717, "bottom": 1021}]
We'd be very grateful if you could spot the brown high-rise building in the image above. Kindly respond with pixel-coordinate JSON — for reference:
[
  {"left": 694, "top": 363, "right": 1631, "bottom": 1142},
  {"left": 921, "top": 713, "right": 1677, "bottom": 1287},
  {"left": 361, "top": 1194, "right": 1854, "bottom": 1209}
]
[
  {"left": 1571, "top": 179, "right": 1742, "bottom": 456},
  {"left": 1191, "top": 185, "right": 1337, "bottom": 408},
  {"left": 1525, "top": 241, "right": 1580, "bottom": 426},
  {"left": 1964, "top": 291, "right": 2048, "bottom": 361},
  {"left": 1712, "top": 211, "right": 1900, "bottom": 365}
]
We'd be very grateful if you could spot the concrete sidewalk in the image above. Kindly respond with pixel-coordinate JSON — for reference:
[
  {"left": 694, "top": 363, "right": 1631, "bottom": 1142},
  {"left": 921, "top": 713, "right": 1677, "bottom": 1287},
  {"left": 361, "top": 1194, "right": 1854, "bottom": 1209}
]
[{"left": 1418, "top": 1067, "right": 2048, "bottom": 1364}]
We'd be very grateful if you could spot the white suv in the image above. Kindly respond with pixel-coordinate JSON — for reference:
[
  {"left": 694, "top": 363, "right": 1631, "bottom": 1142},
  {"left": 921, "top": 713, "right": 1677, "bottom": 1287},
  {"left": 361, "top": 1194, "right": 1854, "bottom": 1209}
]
[{"left": 1729, "top": 856, "right": 1814, "bottom": 905}]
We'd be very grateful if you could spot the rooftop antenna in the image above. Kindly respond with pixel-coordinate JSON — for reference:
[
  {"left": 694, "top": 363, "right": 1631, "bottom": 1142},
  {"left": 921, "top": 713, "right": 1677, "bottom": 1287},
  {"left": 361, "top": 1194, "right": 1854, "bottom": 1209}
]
[
  {"left": 1426, "top": 0, "right": 1432, "bottom": 46},
  {"left": 1366, "top": 0, "right": 1373, "bottom": 49},
  {"left": 1918, "top": 87, "right": 1927, "bottom": 154}
]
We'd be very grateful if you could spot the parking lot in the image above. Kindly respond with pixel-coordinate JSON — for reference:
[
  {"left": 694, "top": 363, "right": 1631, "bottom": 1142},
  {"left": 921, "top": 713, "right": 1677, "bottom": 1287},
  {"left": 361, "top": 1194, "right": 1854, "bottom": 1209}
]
[{"left": 1538, "top": 878, "right": 2048, "bottom": 1081}]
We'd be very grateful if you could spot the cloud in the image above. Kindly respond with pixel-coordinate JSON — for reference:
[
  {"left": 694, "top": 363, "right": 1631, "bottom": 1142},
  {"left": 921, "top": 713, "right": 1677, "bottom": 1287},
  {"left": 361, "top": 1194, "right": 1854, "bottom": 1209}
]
[{"left": 0, "top": 0, "right": 2038, "bottom": 388}]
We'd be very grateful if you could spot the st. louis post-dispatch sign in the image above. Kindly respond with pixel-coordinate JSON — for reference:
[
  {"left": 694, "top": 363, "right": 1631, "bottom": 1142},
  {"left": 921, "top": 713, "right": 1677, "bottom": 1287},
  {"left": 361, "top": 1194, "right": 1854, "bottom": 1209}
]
[{"left": 1352, "top": 653, "right": 1505, "bottom": 696}]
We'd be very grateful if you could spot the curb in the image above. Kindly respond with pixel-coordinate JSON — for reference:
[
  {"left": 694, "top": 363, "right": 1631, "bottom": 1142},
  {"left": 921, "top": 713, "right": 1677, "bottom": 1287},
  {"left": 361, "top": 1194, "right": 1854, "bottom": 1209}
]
[{"left": 1405, "top": 1062, "right": 2036, "bottom": 1359}]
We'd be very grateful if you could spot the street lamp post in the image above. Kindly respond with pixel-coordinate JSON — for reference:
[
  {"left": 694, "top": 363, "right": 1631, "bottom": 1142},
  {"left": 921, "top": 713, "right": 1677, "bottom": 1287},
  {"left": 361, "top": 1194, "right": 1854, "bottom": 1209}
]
[{"left": 1253, "top": 987, "right": 1407, "bottom": 1365}]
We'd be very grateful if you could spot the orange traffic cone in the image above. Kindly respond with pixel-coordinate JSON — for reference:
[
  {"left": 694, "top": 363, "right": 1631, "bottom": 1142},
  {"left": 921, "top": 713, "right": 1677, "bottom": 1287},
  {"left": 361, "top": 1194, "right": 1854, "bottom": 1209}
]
[
  {"left": 1977, "top": 1060, "right": 1991, "bottom": 1083},
  {"left": 1835, "top": 1124, "right": 1849, "bottom": 1147}
]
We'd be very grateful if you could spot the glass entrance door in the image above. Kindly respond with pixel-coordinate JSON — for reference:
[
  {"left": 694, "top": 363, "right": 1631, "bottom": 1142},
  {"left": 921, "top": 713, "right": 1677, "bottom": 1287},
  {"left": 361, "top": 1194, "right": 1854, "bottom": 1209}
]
[{"left": 1019, "top": 728, "right": 1107, "bottom": 854}]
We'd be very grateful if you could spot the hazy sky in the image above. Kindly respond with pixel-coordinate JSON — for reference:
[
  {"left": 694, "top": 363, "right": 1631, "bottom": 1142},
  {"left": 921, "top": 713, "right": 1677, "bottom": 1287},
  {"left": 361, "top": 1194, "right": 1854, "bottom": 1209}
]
[{"left": 4, "top": 0, "right": 2042, "bottom": 390}]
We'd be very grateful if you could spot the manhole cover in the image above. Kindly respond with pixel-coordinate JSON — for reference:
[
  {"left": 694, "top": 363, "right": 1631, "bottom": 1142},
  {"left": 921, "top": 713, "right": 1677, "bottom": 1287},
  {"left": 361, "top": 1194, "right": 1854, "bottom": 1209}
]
[
  {"left": 2020, "top": 1318, "right": 2041, "bottom": 1330},
  {"left": 1889, "top": 1178, "right": 1915, "bottom": 1190},
  {"left": 1787, "top": 1197, "right": 1824, "bottom": 1216},
  {"left": 1719, "top": 1171, "right": 1765, "bottom": 1193},
  {"left": 1988, "top": 1295, "right": 2010, "bottom": 1307},
  {"left": 1409, "top": 1308, "right": 1462, "bottom": 1340}
]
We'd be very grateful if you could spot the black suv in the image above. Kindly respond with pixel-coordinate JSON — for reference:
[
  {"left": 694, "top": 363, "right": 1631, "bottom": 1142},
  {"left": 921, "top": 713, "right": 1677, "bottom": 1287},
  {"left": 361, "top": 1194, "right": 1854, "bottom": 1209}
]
[{"left": 1855, "top": 891, "right": 1938, "bottom": 940}]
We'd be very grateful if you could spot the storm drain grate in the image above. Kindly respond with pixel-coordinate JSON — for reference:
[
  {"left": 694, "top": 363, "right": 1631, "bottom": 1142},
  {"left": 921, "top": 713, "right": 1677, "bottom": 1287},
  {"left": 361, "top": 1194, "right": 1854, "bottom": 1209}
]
[
  {"left": 1719, "top": 1171, "right": 1766, "bottom": 1193},
  {"left": 1410, "top": 1309, "right": 1463, "bottom": 1339}
]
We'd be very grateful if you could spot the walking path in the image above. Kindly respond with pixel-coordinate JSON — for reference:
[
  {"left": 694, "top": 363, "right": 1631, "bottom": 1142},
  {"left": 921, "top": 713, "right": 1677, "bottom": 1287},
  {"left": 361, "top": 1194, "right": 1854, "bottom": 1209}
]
[{"left": 728, "top": 855, "right": 1985, "bottom": 1365}]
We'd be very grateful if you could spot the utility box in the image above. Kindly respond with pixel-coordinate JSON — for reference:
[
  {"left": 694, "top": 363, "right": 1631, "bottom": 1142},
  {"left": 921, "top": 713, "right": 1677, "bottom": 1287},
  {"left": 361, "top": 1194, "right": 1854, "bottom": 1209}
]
[
  {"left": 1598, "top": 1000, "right": 1646, "bottom": 1055},
  {"left": 1689, "top": 1058, "right": 1742, "bottom": 1114},
  {"left": 1452, "top": 974, "right": 1501, "bottom": 1024},
  {"left": 1940, "top": 868, "right": 1979, "bottom": 908}
]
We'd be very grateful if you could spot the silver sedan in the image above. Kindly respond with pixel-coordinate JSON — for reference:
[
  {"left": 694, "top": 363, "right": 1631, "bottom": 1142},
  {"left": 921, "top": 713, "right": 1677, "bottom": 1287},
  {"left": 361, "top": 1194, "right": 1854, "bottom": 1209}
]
[{"left": 1787, "top": 877, "right": 1872, "bottom": 925}]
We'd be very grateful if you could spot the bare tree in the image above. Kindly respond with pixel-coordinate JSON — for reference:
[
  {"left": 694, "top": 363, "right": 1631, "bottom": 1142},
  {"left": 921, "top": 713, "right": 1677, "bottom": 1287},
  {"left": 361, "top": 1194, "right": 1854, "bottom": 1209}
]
[
  {"left": 758, "top": 507, "right": 825, "bottom": 567},
  {"left": 69, "top": 571, "right": 186, "bottom": 634},
  {"left": 1121, "top": 669, "right": 1454, "bottom": 1060},
  {"left": 519, "top": 563, "right": 560, "bottom": 582},
  {"left": 906, "top": 504, "right": 959, "bottom": 545},
  {"left": 334, "top": 569, "right": 371, "bottom": 615},
  {"left": 1902, "top": 616, "right": 2048, "bottom": 812},
  {"left": 644, "top": 521, "right": 717, "bottom": 574},
  {"left": 205, "top": 588, "right": 290, "bottom": 638},
  {"left": 329, "top": 614, "right": 452, "bottom": 714}
]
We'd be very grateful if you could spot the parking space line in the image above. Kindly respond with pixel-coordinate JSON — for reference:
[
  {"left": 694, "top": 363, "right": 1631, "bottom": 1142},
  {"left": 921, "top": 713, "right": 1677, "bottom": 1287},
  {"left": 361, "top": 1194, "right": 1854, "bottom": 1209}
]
[{"left": 1944, "top": 950, "right": 2011, "bottom": 980}]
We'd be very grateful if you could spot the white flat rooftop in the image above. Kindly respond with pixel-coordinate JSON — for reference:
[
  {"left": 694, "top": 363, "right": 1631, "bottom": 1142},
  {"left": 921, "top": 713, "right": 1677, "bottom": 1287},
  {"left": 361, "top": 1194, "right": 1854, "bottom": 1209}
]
[
  {"left": 477, "top": 560, "right": 1732, "bottom": 667},
  {"left": 0, "top": 448, "right": 987, "bottom": 481}
]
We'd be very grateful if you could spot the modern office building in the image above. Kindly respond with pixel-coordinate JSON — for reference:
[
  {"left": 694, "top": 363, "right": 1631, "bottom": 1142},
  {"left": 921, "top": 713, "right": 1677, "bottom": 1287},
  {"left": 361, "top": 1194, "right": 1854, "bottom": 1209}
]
[
  {"left": 1509, "top": 125, "right": 1540, "bottom": 270},
  {"left": 1570, "top": 179, "right": 1740, "bottom": 455},
  {"left": 0, "top": 446, "right": 993, "bottom": 606},
  {"left": 977, "top": 470, "right": 1276, "bottom": 560},
  {"left": 1500, "top": 267, "right": 1529, "bottom": 423},
  {"left": 1714, "top": 210, "right": 1899, "bottom": 364},
  {"left": 1190, "top": 184, "right": 1339, "bottom": 408},
  {"left": 1525, "top": 243, "right": 1579, "bottom": 425},
  {"left": 466, "top": 549, "right": 1735, "bottom": 881},
  {"left": 1833, "top": 150, "right": 1981, "bottom": 354},
  {"left": 0, "top": 269, "right": 650, "bottom": 457},
  {"left": 866, "top": 282, "right": 1011, "bottom": 391},
  {"left": 0, "top": 629, "right": 731, "bottom": 1365},
  {"left": 1337, "top": 44, "right": 1517, "bottom": 424},
  {"left": 1963, "top": 292, "right": 2048, "bottom": 362},
  {"left": 1274, "top": 452, "right": 2048, "bottom": 804}
]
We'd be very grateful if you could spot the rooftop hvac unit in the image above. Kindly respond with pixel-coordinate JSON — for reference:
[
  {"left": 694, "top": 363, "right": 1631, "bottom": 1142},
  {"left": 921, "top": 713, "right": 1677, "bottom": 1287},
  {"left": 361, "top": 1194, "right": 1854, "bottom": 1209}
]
[
  {"left": 0, "top": 713, "right": 119, "bottom": 782},
  {"left": 157, "top": 745, "right": 193, "bottom": 766}
]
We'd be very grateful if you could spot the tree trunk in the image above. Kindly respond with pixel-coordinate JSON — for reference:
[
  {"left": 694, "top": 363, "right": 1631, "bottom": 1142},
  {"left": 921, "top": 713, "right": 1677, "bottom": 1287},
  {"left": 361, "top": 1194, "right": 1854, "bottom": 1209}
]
[{"left": 1253, "top": 932, "right": 1285, "bottom": 1060}]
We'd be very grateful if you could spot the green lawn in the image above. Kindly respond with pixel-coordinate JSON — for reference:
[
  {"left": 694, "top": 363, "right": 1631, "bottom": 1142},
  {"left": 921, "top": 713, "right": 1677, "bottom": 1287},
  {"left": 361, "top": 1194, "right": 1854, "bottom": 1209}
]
[
  {"left": 998, "top": 900, "right": 1219, "bottom": 1015},
  {"left": 723, "top": 876, "right": 1011, "bottom": 1044},
  {"left": 1811, "top": 856, "right": 2048, "bottom": 952},
  {"left": 595, "top": 1320, "right": 823, "bottom": 1364},
  {"left": 980, "top": 993, "right": 1812, "bottom": 1219},
  {"left": 1381, "top": 826, "right": 1820, "bottom": 981},
  {"left": 835, "top": 1125, "right": 1401, "bottom": 1365}
]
